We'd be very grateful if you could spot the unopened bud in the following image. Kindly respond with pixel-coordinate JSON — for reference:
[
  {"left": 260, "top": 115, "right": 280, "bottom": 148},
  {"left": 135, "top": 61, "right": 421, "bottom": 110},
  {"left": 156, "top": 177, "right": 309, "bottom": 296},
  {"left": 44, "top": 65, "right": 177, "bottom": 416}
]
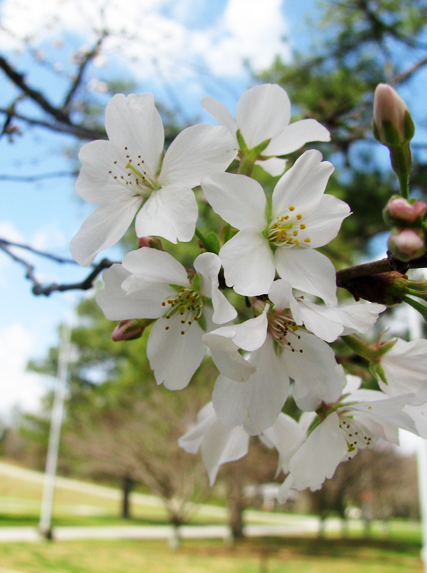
[
  {"left": 388, "top": 228, "right": 425, "bottom": 262},
  {"left": 384, "top": 197, "right": 427, "bottom": 225},
  {"left": 112, "top": 319, "right": 148, "bottom": 341},
  {"left": 373, "top": 84, "right": 414, "bottom": 147},
  {"left": 138, "top": 236, "right": 163, "bottom": 250}
]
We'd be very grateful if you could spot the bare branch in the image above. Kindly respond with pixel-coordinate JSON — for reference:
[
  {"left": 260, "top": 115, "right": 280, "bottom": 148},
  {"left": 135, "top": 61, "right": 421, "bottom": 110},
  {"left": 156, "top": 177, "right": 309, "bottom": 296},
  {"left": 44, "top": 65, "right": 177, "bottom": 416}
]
[
  {"left": 0, "top": 238, "right": 77, "bottom": 264},
  {"left": 0, "top": 107, "right": 106, "bottom": 140},
  {"left": 393, "top": 55, "right": 427, "bottom": 86},
  {"left": 31, "top": 258, "right": 114, "bottom": 296},
  {"left": 0, "top": 170, "right": 77, "bottom": 182},
  {"left": 0, "top": 55, "right": 70, "bottom": 124},
  {"left": 62, "top": 32, "right": 107, "bottom": 111},
  {"left": 0, "top": 238, "right": 114, "bottom": 296}
]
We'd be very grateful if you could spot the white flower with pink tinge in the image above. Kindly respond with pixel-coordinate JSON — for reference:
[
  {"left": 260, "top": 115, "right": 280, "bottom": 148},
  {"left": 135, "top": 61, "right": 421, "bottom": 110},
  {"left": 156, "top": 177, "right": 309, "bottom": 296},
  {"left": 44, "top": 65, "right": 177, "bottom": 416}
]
[
  {"left": 70, "top": 93, "right": 237, "bottom": 266},
  {"left": 277, "top": 376, "right": 423, "bottom": 502},
  {"left": 96, "top": 248, "right": 237, "bottom": 390},
  {"left": 202, "top": 150, "right": 350, "bottom": 303},
  {"left": 201, "top": 83, "right": 330, "bottom": 176}
]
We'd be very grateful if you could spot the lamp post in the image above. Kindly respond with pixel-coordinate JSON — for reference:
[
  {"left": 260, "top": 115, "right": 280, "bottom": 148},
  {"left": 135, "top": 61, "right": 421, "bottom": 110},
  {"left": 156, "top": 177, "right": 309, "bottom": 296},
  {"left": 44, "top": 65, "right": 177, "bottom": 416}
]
[{"left": 39, "top": 319, "right": 72, "bottom": 539}]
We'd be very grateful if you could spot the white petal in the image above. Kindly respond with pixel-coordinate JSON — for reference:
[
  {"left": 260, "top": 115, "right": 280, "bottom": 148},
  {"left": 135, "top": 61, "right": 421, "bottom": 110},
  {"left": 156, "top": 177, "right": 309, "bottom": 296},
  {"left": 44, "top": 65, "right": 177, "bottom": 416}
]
[
  {"left": 220, "top": 230, "right": 275, "bottom": 296},
  {"left": 201, "top": 421, "right": 249, "bottom": 485},
  {"left": 274, "top": 247, "right": 338, "bottom": 305},
  {"left": 213, "top": 337, "right": 289, "bottom": 435},
  {"left": 194, "top": 252, "right": 237, "bottom": 324},
  {"left": 135, "top": 184, "right": 198, "bottom": 243},
  {"left": 286, "top": 332, "right": 346, "bottom": 411},
  {"left": 272, "top": 150, "right": 334, "bottom": 217},
  {"left": 289, "top": 413, "right": 348, "bottom": 490},
  {"left": 178, "top": 402, "right": 217, "bottom": 454},
  {"left": 256, "top": 157, "right": 287, "bottom": 177},
  {"left": 201, "top": 173, "right": 267, "bottom": 231},
  {"left": 76, "top": 140, "right": 135, "bottom": 204},
  {"left": 147, "top": 315, "right": 205, "bottom": 390},
  {"left": 203, "top": 310, "right": 268, "bottom": 382},
  {"left": 381, "top": 338, "right": 427, "bottom": 394},
  {"left": 300, "top": 194, "right": 351, "bottom": 248},
  {"left": 236, "top": 84, "right": 291, "bottom": 149},
  {"left": 122, "top": 247, "right": 189, "bottom": 287},
  {"left": 200, "top": 96, "right": 237, "bottom": 136},
  {"left": 268, "top": 279, "right": 293, "bottom": 312},
  {"left": 266, "top": 119, "right": 330, "bottom": 156},
  {"left": 298, "top": 299, "right": 385, "bottom": 342},
  {"left": 69, "top": 197, "right": 141, "bottom": 267},
  {"left": 104, "top": 93, "right": 164, "bottom": 179},
  {"left": 96, "top": 265, "right": 167, "bottom": 320},
  {"left": 262, "top": 413, "right": 304, "bottom": 474},
  {"left": 159, "top": 124, "right": 237, "bottom": 188}
]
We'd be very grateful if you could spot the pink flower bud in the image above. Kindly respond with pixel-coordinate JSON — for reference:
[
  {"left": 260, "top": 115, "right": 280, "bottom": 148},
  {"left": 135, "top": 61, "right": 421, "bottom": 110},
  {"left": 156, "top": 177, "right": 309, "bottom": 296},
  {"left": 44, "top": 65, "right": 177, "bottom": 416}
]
[
  {"left": 138, "top": 236, "right": 163, "bottom": 249},
  {"left": 386, "top": 197, "right": 427, "bottom": 224},
  {"left": 388, "top": 228, "right": 425, "bottom": 262},
  {"left": 112, "top": 319, "right": 146, "bottom": 341},
  {"left": 373, "top": 84, "right": 414, "bottom": 146}
]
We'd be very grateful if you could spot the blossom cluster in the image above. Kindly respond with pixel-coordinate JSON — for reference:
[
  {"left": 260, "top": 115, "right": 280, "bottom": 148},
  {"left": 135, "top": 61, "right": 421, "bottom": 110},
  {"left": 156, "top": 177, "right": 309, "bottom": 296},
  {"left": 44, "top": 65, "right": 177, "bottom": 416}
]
[{"left": 70, "top": 84, "right": 427, "bottom": 501}]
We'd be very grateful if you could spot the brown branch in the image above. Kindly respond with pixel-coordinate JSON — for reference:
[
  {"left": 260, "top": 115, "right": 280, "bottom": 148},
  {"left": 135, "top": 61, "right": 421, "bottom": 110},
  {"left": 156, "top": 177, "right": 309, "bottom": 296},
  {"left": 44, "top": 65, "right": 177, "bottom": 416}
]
[
  {"left": 62, "top": 32, "right": 107, "bottom": 111},
  {"left": 31, "top": 258, "right": 114, "bottom": 296},
  {"left": 0, "top": 55, "right": 70, "bottom": 124},
  {"left": 393, "top": 55, "right": 427, "bottom": 86},
  {"left": 0, "top": 170, "right": 77, "bottom": 182},
  {"left": 0, "top": 108, "right": 106, "bottom": 140},
  {"left": 0, "top": 239, "right": 114, "bottom": 296},
  {"left": 336, "top": 254, "right": 427, "bottom": 289}
]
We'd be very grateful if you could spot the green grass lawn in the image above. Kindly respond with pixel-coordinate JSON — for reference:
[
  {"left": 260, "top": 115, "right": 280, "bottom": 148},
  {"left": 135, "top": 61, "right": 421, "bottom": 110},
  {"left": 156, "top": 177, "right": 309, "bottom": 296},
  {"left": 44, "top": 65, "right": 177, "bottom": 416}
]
[{"left": 0, "top": 537, "right": 423, "bottom": 573}]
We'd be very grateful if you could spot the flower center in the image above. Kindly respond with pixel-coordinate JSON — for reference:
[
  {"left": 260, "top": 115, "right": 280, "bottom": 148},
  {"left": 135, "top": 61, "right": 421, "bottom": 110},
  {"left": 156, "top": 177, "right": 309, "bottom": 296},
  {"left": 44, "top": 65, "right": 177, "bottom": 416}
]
[
  {"left": 267, "top": 311, "right": 303, "bottom": 353},
  {"left": 161, "top": 287, "right": 203, "bottom": 335},
  {"left": 267, "top": 206, "right": 311, "bottom": 248},
  {"left": 339, "top": 414, "right": 372, "bottom": 460},
  {"left": 108, "top": 146, "right": 158, "bottom": 197}
]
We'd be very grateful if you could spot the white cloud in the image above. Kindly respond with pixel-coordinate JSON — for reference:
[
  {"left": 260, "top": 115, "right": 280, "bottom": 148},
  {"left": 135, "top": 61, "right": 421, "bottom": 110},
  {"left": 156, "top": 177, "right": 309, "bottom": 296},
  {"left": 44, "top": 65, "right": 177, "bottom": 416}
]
[
  {"left": 0, "top": 323, "right": 48, "bottom": 422},
  {"left": 0, "top": 0, "right": 290, "bottom": 84}
]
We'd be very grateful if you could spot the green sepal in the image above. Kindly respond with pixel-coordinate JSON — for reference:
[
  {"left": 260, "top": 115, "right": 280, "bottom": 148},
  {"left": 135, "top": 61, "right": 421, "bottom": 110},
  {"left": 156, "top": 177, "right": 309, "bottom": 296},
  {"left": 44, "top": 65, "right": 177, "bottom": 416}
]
[
  {"left": 191, "top": 273, "right": 200, "bottom": 293},
  {"left": 236, "top": 129, "right": 247, "bottom": 151},
  {"left": 204, "top": 231, "right": 221, "bottom": 255},
  {"left": 369, "top": 362, "right": 388, "bottom": 385}
]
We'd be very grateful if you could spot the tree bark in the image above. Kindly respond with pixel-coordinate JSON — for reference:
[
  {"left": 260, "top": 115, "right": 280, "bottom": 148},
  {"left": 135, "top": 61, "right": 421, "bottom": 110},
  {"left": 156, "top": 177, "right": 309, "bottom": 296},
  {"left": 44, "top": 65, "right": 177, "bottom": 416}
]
[{"left": 121, "top": 475, "right": 133, "bottom": 519}]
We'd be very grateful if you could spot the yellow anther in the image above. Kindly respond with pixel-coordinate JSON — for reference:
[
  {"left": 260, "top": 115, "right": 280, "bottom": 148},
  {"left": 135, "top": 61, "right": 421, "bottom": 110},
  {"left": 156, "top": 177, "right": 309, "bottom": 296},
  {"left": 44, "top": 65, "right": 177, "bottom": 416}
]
[
  {"left": 300, "top": 224, "right": 306, "bottom": 230},
  {"left": 296, "top": 214, "right": 302, "bottom": 220},
  {"left": 289, "top": 206, "right": 295, "bottom": 211},
  {"left": 294, "top": 239, "right": 300, "bottom": 246},
  {"left": 293, "top": 230, "right": 298, "bottom": 236},
  {"left": 304, "top": 237, "right": 311, "bottom": 243},
  {"left": 284, "top": 215, "right": 289, "bottom": 220}
]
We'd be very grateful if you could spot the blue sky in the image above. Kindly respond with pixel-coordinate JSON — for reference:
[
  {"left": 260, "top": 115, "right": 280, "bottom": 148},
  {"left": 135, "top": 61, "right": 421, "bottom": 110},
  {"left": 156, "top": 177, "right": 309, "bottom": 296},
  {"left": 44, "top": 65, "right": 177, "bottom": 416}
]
[{"left": 0, "top": 0, "right": 424, "bottom": 453}]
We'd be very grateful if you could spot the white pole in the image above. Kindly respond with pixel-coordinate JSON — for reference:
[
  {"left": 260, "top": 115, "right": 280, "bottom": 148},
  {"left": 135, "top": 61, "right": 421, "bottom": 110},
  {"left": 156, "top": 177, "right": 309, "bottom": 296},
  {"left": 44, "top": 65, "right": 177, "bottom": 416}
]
[{"left": 39, "top": 320, "right": 72, "bottom": 538}]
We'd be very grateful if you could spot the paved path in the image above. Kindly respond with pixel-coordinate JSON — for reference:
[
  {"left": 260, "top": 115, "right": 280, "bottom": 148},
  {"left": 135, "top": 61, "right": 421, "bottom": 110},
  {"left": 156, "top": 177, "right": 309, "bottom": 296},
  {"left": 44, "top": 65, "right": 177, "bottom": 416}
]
[
  {"left": 0, "top": 521, "right": 322, "bottom": 543},
  {"left": 0, "top": 461, "right": 331, "bottom": 543}
]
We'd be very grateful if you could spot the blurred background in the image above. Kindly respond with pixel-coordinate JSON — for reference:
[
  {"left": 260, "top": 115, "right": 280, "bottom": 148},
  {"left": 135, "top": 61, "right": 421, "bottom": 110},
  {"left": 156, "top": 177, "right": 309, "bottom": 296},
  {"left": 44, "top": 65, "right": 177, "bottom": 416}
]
[{"left": 1, "top": 0, "right": 427, "bottom": 571}]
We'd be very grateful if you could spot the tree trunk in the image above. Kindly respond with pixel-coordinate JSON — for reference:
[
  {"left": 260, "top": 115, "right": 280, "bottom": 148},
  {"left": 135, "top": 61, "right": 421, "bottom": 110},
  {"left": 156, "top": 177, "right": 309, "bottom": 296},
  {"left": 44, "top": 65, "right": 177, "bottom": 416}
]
[
  {"left": 227, "top": 477, "right": 245, "bottom": 540},
  {"left": 121, "top": 475, "right": 133, "bottom": 519}
]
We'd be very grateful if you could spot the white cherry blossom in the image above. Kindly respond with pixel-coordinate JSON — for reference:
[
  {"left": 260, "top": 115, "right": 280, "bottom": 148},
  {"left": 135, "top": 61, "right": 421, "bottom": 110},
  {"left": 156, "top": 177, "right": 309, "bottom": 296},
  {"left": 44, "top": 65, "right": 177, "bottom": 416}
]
[
  {"left": 269, "top": 279, "right": 386, "bottom": 343},
  {"left": 204, "top": 302, "right": 346, "bottom": 434},
  {"left": 96, "top": 247, "right": 237, "bottom": 390},
  {"left": 70, "top": 93, "right": 237, "bottom": 266},
  {"left": 178, "top": 402, "right": 249, "bottom": 486},
  {"left": 277, "top": 376, "right": 422, "bottom": 501},
  {"left": 201, "top": 150, "right": 350, "bottom": 303},
  {"left": 201, "top": 84, "right": 330, "bottom": 176}
]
